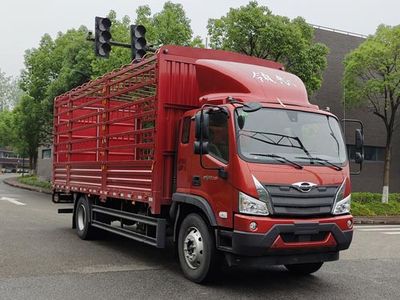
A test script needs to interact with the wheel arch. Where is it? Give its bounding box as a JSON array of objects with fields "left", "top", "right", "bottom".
[{"left": 170, "top": 193, "right": 217, "bottom": 243}]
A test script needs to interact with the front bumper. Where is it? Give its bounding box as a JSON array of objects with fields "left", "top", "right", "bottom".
[{"left": 218, "top": 214, "right": 353, "bottom": 264}]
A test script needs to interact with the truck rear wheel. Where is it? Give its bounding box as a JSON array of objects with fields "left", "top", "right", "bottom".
[
  {"left": 75, "top": 196, "right": 97, "bottom": 240},
  {"left": 284, "top": 262, "right": 323, "bottom": 275},
  {"left": 178, "top": 213, "right": 218, "bottom": 283}
]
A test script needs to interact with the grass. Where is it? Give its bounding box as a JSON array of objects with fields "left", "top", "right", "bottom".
[
  {"left": 351, "top": 193, "right": 400, "bottom": 216},
  {"left": 17, "top": 175, "right": 52, "bottom": 190}
]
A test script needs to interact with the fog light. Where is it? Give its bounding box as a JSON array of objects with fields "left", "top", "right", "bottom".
[
  {"left": 249, "top": 222, "right": 257, "bottom": 231},
  {"left": 347, "top": 219, "right": 353, "bottom": 229}
]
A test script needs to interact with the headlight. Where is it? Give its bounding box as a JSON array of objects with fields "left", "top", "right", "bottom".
[
  {"left": 332, "top": 194, "right": 351, "bottom": 215},
  {"left": 238, "top": 192, "right": 269, "bottom": 216},
  {"left": 252, "top": 175, "right": 273, "bottom": 213},
  {"left": 332, "top": 179, "right": 351, "bottom": 215}
]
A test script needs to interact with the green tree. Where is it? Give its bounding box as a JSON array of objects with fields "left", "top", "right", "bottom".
[
  {"left": 12, "top": 94, "right": 42, "bottom": 170},
  {"left": 207, "top": 1, "right": 328, "bottom": 94},
  {"left": 344, "top": 24, "right": 400, "bottom": 203},
  {"left": 0, "top": 69, "right": 21, "bottom": 111},
  {"left": 0, "top": 110, "right": 15, "bottom": 148},
  {"left": 20, "top": 28, "right": 95, "bottom": 147},
  {"left": 135, "top": 2, "right": 203, "bottom": 47},
  {"left": 21, "top": 28, "right": 94, "bottom": 107}
]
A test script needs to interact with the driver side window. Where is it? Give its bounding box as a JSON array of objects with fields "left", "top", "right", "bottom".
[{"left": 208, "top": 112, "right": 229, "bottom": 163}]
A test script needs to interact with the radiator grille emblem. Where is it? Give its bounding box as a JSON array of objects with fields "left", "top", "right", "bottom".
[{"left": 292, "top": 182, "right": 317, "bottom": 193}]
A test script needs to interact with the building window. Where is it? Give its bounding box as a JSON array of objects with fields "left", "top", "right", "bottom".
[
  {"left": 347, "top": 145, "right": 385, "bottom": 161},
  {"left": 42, "top": 149, "right": 52, "bottom": 159}
]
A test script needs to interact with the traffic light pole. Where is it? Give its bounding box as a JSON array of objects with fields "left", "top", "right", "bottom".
[
  {"left": 87, "top": 35, "right": 131, "bottom": 49},
  {"left": 87, "top": 34, "right": 154, "bottom": 60}
]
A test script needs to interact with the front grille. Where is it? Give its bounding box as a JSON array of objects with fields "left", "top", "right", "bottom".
[
  {"left": 281, "top": 232, "right": 328, "bottom": 243},
  {"left": 265, "top": 184, "right": 339, "bottom": 217}
]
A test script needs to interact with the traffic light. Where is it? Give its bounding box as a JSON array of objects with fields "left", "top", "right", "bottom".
[
  {"left": 130, "top": 25, "right": 147, "bottom": 60},
  {"left": 95, "top": 17, "right": 112, "bottom": 58}
]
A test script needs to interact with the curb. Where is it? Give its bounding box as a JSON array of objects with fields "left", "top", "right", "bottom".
[
  {"left": 3, "top": 177, "right": 52, "bottom": 195},
  {"left": 353, "top": 217, "right": 400, "bottom": 225}
]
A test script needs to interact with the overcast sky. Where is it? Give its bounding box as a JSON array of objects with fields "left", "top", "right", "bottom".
[{"left": 2, "top": 0, "right": 399, "bottom": 77}]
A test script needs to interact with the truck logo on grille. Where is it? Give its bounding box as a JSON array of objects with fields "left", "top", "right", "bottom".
[{"left": 291, "top": 182, "right": 317, "bottom": 193}]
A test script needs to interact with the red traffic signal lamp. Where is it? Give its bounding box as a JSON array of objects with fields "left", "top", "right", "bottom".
[{"left": 95, "top": 17, "right": 112, "bottom": 58}]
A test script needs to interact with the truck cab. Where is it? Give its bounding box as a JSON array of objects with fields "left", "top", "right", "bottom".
[{"left": 172, "top": 58, "right": 361, "bottom": 281}]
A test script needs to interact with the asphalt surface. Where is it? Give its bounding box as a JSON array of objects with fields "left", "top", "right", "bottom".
[{"left": 0, "top": 174, "right": 400, "bottom": 300}]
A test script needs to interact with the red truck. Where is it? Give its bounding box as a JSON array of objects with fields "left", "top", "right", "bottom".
[{"left": 53, "top": 46, "right": 364, "bottom": 283}]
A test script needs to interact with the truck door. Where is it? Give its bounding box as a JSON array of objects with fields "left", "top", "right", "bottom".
[
  {"left": 176, "top": 116, "right": 193, "bottom": 191},
  {"left": 190, "top": 110, "right": 234, "bottom": 228}
]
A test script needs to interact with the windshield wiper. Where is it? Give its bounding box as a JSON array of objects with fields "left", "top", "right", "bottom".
[
  {"left": 295, "top": 156, "right": 343, "bottom": 171},
  {"left": 240, "top": 130, "right": 312, "bottom": 157},
  {"left": 241, "top": 130, "right": 302, "bottom": 149},
  {"left": 251, "top": 153, "right": 303, "bottom": 169}
]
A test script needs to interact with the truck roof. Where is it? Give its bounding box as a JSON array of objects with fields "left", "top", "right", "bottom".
[
  {"left": 196, "top": 59, "right": 312, "bottom": 108},
  {"left": 160, "top": 45, "right": 312, "bottom": 108}
]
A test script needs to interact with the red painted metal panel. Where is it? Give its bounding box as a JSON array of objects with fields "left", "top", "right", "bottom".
[
  {"left": 53, "top": 45, "right": 289, "bottom": 214},
  {"left": 54, "top": 57, "right": 159, "bottom": 211}
]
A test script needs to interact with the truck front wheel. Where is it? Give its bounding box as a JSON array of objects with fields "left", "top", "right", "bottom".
[
  {"left": 178, "top": 213, "right": 218, "bottom": 283},
  {"left": 284, "top": 262, "right": 323, "bottom": 275},
  {"left": 75, "top": 196, "right": 97, "bottom": 240}
]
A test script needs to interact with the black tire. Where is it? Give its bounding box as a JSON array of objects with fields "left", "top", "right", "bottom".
[
  {"left": 284, "top": 262, "right": 323, "bottom": 275},
  {"left": 178, "top": 213, "right": 219, "bottom": 283},
  {"left": 75, "top": 196, "right": 97, "bottom": 240}
]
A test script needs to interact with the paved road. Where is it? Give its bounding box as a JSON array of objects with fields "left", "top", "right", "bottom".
[{"left": 0, "top": 174, "right": 399, "bottom": 300}]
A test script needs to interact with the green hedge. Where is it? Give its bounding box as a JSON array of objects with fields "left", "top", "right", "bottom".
[
  {"left": 17, "top": 175, "right": 52, "bottom": 190},
  {"left": 351, "top": 192, "right": 400, "bottom": 216}
]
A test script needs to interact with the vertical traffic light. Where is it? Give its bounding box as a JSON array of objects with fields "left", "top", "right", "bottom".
[
  {"left": 130, "top": 25, "right": 147, "bottom": 60},
  {"left": 95, "top": 17, "right": 112, "bottom": 58}
]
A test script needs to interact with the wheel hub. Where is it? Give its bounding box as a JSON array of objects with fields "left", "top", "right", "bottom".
[
  {"left": 77, "top": 204, "right": 86, "bottom": 231},
  {"left": 183, "top": 227, "right": 204, "bottom": 270}
]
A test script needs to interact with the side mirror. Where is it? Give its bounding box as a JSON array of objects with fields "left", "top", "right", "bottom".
[
  {"left": 238, "top": 115, "right": 245, "bottom": 129},
  {"left": 194, "top": 110, "right": 209, "bottom": 155},
  {"left": 354, "top": 129, "right": 364, "bottom": 165},
  {"left": 355, "top": 152, "right": 364, "bottom": 164},
  {"left": 355, "top": 129, "right": 363, "bottom": 150},
  {"left": 194, "top": 111, "right": 209, "bottom": 141},
  {"left": 193, "top": 106, "right": 229, "bottom": 179},
  {"left": 194, "top": 141, "right": 209, "bottom": 155},
  {"left": 342, "top": 119, "right": 364, "bottom": 175}
]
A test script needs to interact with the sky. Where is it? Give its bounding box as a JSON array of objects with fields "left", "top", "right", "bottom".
[{"left": 1, "top": 0, "right": 400, "bottom": 77}]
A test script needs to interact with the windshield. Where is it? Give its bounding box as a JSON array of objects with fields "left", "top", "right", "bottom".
[{"left": 236, "top": 108, "right": 347, "bottom": 165}]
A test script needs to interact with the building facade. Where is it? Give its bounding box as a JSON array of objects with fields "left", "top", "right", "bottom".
[
  {"left": 37, "top": 146, "right": 53, "bottom": 181},
  {"left": 0, "top": 148, "right": 26, "bottom": 172},
  {"left": 312, "top": 26, "right": 400, "bottom": 192}
]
